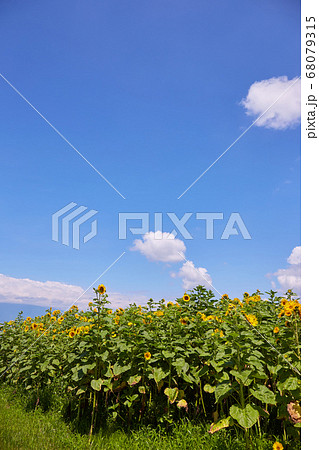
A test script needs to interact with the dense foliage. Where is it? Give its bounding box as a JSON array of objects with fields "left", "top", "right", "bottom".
[{"left": 0, "top": 286, "right": 301, "bottom": 448}]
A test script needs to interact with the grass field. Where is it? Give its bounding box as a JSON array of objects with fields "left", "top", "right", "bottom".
[{"left": 0, "top": 387, "right": 296, "bottom": 450}]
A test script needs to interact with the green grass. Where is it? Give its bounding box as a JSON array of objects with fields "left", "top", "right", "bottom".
[{"left": 0, "top": 387, "right": 296, "bottom": 449}]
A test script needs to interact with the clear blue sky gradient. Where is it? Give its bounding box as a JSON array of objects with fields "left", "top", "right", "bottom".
[{"left": 0, "top": 0, "right": 300, "bottom": 322}]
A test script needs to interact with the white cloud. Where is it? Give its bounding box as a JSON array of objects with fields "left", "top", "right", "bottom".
[
  {"left": 241, "top": 76, "right": 301, "bottom": 129},
  {"left": 131, "top": 231, "right": 186, "bottom": 263},
  {"left": 0, "top": 273, "right": 147, "bottom": 310},
  {"left": 273, "top": 246, "right": 301, "bottom": 293},
  {"left": 287, "top": 245, "right": 301, "bottom": 265},
  {"left": 171, "top": 260, "right": 212, "bottom": 290}
]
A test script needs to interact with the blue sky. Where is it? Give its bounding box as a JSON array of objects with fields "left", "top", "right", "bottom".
[{"left": 0, "top": 0, "right": 301, "bottom": 322}]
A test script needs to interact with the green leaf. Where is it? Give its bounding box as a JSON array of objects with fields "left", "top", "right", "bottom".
[
  {"left": 101, "top": 351, "right": 109, "bottom": 362},
  {"left": 172, "top": 358, "right": 189, "bottom": 376},
  {"left": 204, "top": 384, "right": 215, "bottom": 394},
  {"left": 215, "top": 381, "right": 232, "bottom": 403},
  {"left": 163, "top": 350, "right": 175, "bottom": 359},
  {"left": 210, "top": 361, "right": 224, "bottom": 373},
  {"left": 249, "top": 385, "right": 276, "bottom": 405},
  {"left": 198, "top": 365, "right": 210, "bottom": 377},
  {"left": 230, "top": 404, "right": 259, "bottom": 429},
  {"left": 277, "top": 376, "right": 300, "bottom": 393},
  {"left": 152, "top": 367, "right": 169, "bottom": 384},
  {"left": 128, "top": 375, "right": 142, "bottom": 386},
  {"left": 164, "top": 387, "right": 179, "bottom": 404},
  {"left": 138, "top": 386, "right": 146, "bottom": 394},
  {"left": 112, "top": 362, "right": 131, "bottom": 377},
  {"left": 267, "top": 364, "right": 282, "bottom": 375},
  {"left": 209, "top": 417, "right": 232, "bottom": 434},
  {"left": 76, "top": 388, "right": 86, "bottom": 395},
  {"left": 230, "top": 370, "right": 253, "bottom": 386},
  {"left": 91, "top": 379, "right": 103, "bottom": 391}
]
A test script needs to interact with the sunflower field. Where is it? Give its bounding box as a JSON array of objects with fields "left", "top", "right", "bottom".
[{"left": 0, "top": 286, "right": 301, "bottom": 447}]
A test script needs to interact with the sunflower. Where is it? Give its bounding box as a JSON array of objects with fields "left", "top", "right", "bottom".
[
  {"left": 24, "top": 326, "right": 29, "bottom": 332},
  {"left": 26, "top": 317, "right": 32, "bottom": 322},
  {"left": 243, "top": 292, "right": 249, "bottom": 297},
  {"left": 69, "top": 330, "right": 75, "bottom": 338},
  {"left": 58, "top": 317, "right": 64, "bottom": 324},
  {"left": 183, "top": 294, "right": 190, "bottom": 302},
  {"left": 31, "top": 323, "right": 38, "bottom": 330},
  {"left": 97, "top": 284, "right": 106, "bottom": 294},
  {"left": 273, "top": 442, "right": 283, "bottom": 450},
  {"left": 144, "top": 352, "right": 151, "bottom": 360},
  {"left": 180, "top": 317, "right": 188, "bottom": 325},
  {"left": 273, "top": 326, "right": 280, "bottom": 334},
  {"left": 50, "top": 316, "right": 56, "bottom": 322},
  {"left": 221, "top": 294, "right": 229, "bottom": 300},
  {"left": 167, "top": 301, "right": 174, "bottom": 307},
  {"left": 245, "top": 314, "right": 258, "bottom": 327}
]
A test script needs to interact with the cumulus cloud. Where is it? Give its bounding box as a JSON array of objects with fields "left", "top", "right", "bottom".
[
  {"left": 171, "top": 260, "right": 213, "bottom": 290},
  {"left": 131, "top": 231, "right": 186, "bottom": 263},
  {"left": 0, "top": 273, "right": 147, "bottom": 310},
  {"left": 287, "top": 246, "right": 301, "bottom": 265},
  {"left": 273, "top": 246, "right": 301, "bottom": 293},
  {"left": 241, "top": 76, "right": 301, "bottom": 129}
]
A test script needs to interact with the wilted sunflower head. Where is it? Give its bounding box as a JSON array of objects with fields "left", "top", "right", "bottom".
[{"left": 180, "top": 317, "right": 188, "bottom": 325}]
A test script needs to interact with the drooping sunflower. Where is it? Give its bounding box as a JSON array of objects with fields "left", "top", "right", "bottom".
[
  {"left": 97, "top": 284, "right": 106, "bottom": 295},
  {"left": 183, "top": 294, "right": 190, "bottom": 302},
  {"left": 144, "top": 351, "right": 151, "bottom": 360}
]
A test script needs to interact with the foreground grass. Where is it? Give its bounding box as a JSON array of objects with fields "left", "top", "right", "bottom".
[{"left": 0, "top": 387, "right": 295, "bottom": 449}]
